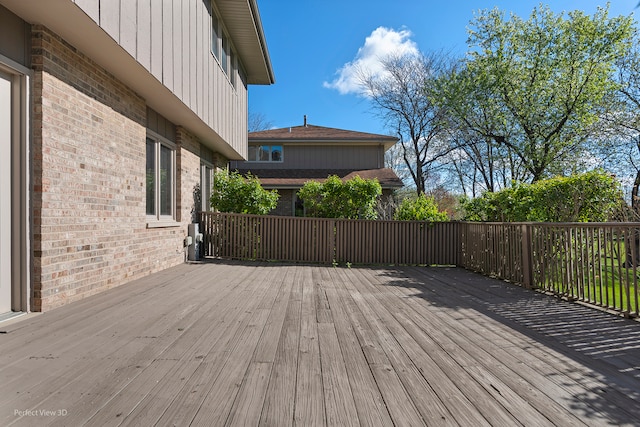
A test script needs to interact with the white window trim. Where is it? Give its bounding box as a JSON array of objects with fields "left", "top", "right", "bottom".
[
  {"left": 0, "top": 56, "right": 31, "bottom": 312},
  {"left": 146, "top": 130, "right": 178, "bottom": 228},
  {"left": 200, "top": 161, "right": 215, "bottom": 212},
  {"left": 210, "top": 1, "right": 239, "bottom": 90},
  {"left": 247, "top": 145, "right": 284, "bottom": 163}
]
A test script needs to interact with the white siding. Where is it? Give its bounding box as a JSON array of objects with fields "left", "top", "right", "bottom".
[
  {"left": 99, "top": 0, "right": 120, "bottom": 43},
  {"left": 70, "top": 0, "right": 249, "bottom": 157},
  {"left": 73, "top": 0, "right": 99, "bottom": 22},
  {"left": 120, "top": 0, "right": 137, "bottom": 56},
  {"left": 150, "top": 0, "right": 163, "bottom": 80},
  {"left": 137, "top": 0, "right": 151, "bottom": 70}
]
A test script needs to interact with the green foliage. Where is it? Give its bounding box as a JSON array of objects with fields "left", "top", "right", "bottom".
[
  {"left": 297, "top": 175, "right": 382, "bottom": 219},
  {"left": 394, "top": 194, "right": 448, "bottom": 222},
  {"left": 210, "top": 170, "right": 278, "bottom": 215},
  {"left": 461, "top": 170, "right": 624, "bottom": 222},
  {"left": 446, "top": 4, "right": 634, "bottom": 182}
]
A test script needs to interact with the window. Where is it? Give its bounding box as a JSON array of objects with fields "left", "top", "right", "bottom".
[
  {"left": 201, "top": 163, "right": 214, "bottom": 212},
  {"left": 211, "top": 11, "right": 220, "bottom": 59},
  {"left": 295, "top": 194, "right": 306, "bottom": 217},
  {"left": 230, "top": 51, "right": 236, "bottom": 88},
  {"left": 210, "top": 3, "right": 236, "bottom": 82},
  {"left": 221, "top": 34, "right": 230, "bottom": 75},
  {"left": 146, "top": 134, "right": 176, "bottom": 224},
  {"left": 247, "top": 145, "right": 283, "bottom": 162}
]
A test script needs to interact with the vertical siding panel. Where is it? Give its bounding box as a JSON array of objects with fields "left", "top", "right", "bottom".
[
  {"left": 190, "top": 0, "right": 198, "bottom": 113},
  {"left": 120, "top": 0, "right": 137, "bottom": 57},
  {"left": 99, "top": 0, "right": 120, "bottom": 42},
  {"left": 173, "top": 0, "right": 183, "bottom": 102},
  {"left": 150, "top": 0, "right": 163, "bottom": 80},
  {"left": 213, "top": 63, "right": 220, "bottom": 133},
  {"left": 203, "top": 0, "right": 211, "bottom": 127},
  {"left": 162, "top": 0, "right": 173, "bottom": 91},
  {"left": 74, "top": 0, "right": 99, "bottom": 23},
  {"left": 181, "top": 0, "right": 190, "bottom": 108},
  {"left": 137, "top": 0, "right": 151, "bottom": 71},
  {"left": 197, "top": 0, "right": 204, "bottom": 118}
]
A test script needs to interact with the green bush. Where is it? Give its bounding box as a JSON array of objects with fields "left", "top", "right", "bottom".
[
  {"left": 297, "top": 175, "right": 382, "bottom": 219},
  {"left": 394, "top": 194, "right": 448, "bottom": 221},
  {"left": 461, "top": 170, "right": 624, "bottom": 222},
  {"left": 210, "top": 170, "right": 278, "bottom": 215}
]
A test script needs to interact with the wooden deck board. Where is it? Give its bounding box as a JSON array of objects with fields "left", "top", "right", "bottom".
[
  {"left": 293, "top": 268, "right": 325, "bottom": 427},
  {"left": 405, "top": 266, "right": 640, "bottom": 424},
  {"left": 356, "top": 267, "right": 587, "bottom": 426},
  {"left": 322, "top": 267, "right": 394, "bottom": 427},
  {"left": 1, "top": 261, "right": 639, "bottom": 426}
]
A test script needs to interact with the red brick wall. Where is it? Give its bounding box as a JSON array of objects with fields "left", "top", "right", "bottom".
[
  {"left": 30, "top": 26, "right": 214, "bottom": 311},
  {"left": 176, "top": 126, "right": 204, "bottom": 224}
]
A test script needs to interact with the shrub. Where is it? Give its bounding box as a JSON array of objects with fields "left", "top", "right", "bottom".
[
  {"left": 394, "top": 194, "right": 448, "bottom": 221},
  {"left": 297, "top": 175, "right": 382, "bottom": 219},
  {"left": 460, "top": 170, "right": 624, "bottom": 222},
  {"left": 210, "top": 170, "right": 278, "bottom": 215}
]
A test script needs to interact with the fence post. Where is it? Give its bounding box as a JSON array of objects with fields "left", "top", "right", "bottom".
[{"left": 521, "top": 223, "right": 533, "bottom": 289}]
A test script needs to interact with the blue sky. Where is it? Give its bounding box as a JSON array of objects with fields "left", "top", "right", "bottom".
[{"left": 249, "top": 1, "right": 639, "bottom": 136}]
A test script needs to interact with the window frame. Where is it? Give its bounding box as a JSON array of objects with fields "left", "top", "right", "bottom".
[
  {"left": 247, "top": 144, "right": 284, "bottom": 163},
  {"left": 200, "top": 161, "right": 214, "bottom": 212},
  {"left": 210, "top": 9, "right": 220, "bottom": 60},
  {"left": 210, "top": 2, "right": 238, "bottom": 87},
  {"left": 146, "top": 131, "right": 178, "bottom": 227}
]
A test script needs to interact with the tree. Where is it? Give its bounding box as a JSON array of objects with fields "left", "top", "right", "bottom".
[
  {"left": 248, "top": 112, "right": 274, "bottom": 132},
  {"left": 609, "top": 27, "right": 640, "bottom": 212},
  {"left": 359, "top": 52, "right": 454, "bottom": 195},
  {"left": 297, "top": 175, "right": 382, "bottom": 219},
  {"left": 210, "top": 170, "right": 278, "bottom": 215},
  {"left": 437, "top": 60, "right": 531, "bottom": 193},
  {"left": 394, "top": 194, "right": 448, "bottom": 221},
  {"left": 452, "top": 5, "right": 634, "bottom": 183}
]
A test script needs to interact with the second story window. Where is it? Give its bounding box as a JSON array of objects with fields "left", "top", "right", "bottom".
[
  {"left": 211, "top": 2, "right": 236, "bottom": 82},
  {"left": 211, "top": 12, "right": 220, "bottom": 60},
  {"left": 221, "top": 34, "right": 230, "bottom": 75},
  {"left": 247, "top": 145, "right": 283, "bottom": 162}
]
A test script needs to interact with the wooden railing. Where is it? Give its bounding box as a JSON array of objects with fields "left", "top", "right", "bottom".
[
  {"left": 459, "top": 222, "right": 640, "bottom": 318},
  {"left": 530, "top": 223, "right": 640, "bottom": 318},
  {"left": 199, "top": 213, "right": 640, "bottom": 318}
]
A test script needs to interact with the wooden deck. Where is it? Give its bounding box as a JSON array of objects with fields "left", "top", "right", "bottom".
[{"left": 1, "top": 261, "right": 640, "bottom": 426}]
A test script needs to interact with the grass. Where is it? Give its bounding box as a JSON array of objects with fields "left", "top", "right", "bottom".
[{"left": 534, "top": 237, "right": 640, "bottom": 316}]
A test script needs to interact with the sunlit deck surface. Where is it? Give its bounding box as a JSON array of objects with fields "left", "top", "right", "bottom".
[{"left": 2, "top": 261, "right": 640, "bottom": 426}]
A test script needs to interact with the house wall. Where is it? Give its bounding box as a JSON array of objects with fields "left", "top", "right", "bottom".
[
  {"left": 71, "top": 0, "right": 249, "bottom": 159},
  {"left": 271, "top": 190, "right": 296, "bottom": 216},
  {"left": 30, "top": 26, "right": 214, "bottom": 311},
  {"left": 233, "top": 144, "right": 384, "bottom": 170}
]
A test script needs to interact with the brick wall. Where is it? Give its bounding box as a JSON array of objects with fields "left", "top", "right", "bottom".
[
  {"left": 176, "top": 126, "right": 203, "bottom": 224},
  {"left": 30, "top": 26, "right": 220, "bottom": 311}
]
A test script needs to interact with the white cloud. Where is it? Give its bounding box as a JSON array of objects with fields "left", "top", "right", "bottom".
[{"left": 323, "top": 27, "right": 419, "bottom": 96}]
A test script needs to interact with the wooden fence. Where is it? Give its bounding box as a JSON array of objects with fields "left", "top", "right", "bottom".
[
  {"left": 199, "top": 213, "right": 640, "bottom": 318},
  {"left": 199, "top": 212, "right": 459, "bottom": 266}
]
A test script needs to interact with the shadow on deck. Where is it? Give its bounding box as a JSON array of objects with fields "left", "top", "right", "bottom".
[{"left": 1, "top": 260, "right": 639, "bottom": 426}]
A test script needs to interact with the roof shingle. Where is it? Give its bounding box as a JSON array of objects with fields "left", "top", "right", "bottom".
[
  {"left": 249, "top": 124, "right": 398, "bottom": 143},
  {"left": 236, "top": 168, "right": 404, "bottom": 189}
]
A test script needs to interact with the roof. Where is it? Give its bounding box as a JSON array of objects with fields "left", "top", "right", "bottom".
[
  {"left": 249, "top": 124, "right": 398, "bottom": 150},
  {"left": 216, "top": 0, "right": 275, "bottom": 85},
  {"left": 236, "top": 168, "right": 404, "bottom": 189},
  {"left": 1, "top": 0, "right": 275, "bottom": 85}
]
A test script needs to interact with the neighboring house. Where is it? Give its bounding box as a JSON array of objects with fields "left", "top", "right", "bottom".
[
  {"left": 230, "top": 117, "right": 403, "bottom": 216},
  {"left": 0, "top": 0, "right": 274, "bottom": 313}
]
